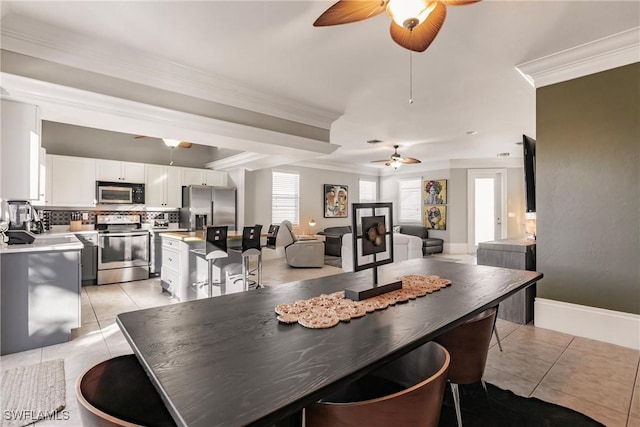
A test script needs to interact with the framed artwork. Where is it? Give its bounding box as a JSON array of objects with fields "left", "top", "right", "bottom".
[
  {"left": 324, "top": 184, "right": 348, "bottom": 218},
  {"left": 351, "top": 203, "right": 394, "bottom": 272},
  {"left": 424, "top": 205, "right": 447, "bottom": 230},
  {"left": 424, "top": 179, "right": 447, "bottom": 204}
]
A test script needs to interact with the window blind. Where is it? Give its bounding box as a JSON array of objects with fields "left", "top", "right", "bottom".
[
  {"left": 272, "top": 171, "right": 300, "bottom": 225},
  {"left": 359, "top": 180, "right": 377, "bottom": 203},
  {"left": 398, "top": 178, "right": 422, "bottom": 223}
]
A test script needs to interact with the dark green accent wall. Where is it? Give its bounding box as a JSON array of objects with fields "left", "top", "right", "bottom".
[{"left": 536, "top": 63, "right": 639, "bottom": 314}]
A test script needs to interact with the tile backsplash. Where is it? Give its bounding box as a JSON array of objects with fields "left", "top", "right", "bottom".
[{"left": 43, "top": 210, "right": 180, "bottom": 227}]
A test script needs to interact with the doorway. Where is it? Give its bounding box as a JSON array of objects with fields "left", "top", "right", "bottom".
[{"left": 467, "top": 169, "right": 507, "bottom": 254}]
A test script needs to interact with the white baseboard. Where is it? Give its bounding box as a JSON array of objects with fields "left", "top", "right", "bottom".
[
  {"left": 534, "top": 298, "right": 640, "bottom": 350},
  {"left": 445, "top": 243, "right": 468, "bottom": 254}
]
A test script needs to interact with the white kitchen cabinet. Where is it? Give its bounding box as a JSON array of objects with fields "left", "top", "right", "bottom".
[
  {"left": 145, "top": 165, "right": 181, "bottom": 207},
  {"left": 50, "top": 155, "right": 96, "bottom": 206},
  {"left": 181, "top": 167, "right": 227, "bottom": 186},
  {"left": 1, "top": 100, "right": 41, "bottom": 200},
  {"left": 36, "top": 147, "right": 49, "bottom": 205},
  {"left": 96, "top": 159, "right": 145, "bottom": 183}
]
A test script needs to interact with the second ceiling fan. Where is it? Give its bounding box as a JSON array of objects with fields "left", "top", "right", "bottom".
[
  {"left": 371, "top": 145, "right": 421, "bottom": 169},
  {"left": 314, "top": 0, "right": 480, "bottom": 52}
]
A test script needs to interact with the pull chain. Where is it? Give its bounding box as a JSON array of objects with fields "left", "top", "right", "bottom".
[{"left": 409, "top": 51, "right": 414, "bottom": 104}]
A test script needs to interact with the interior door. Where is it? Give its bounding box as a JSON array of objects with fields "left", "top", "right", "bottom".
[{"left": 467, "top": 169, "right": 506, "bottom": 254}]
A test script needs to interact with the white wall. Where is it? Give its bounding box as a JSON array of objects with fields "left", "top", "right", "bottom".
[
  {"left": 245, "top": 165, "right": 379, "bottom": 233},
  {"left": 380, "top": 165, "right": 525, "bottom": 253}
]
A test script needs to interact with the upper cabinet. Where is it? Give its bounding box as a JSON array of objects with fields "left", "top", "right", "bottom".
[
  {"left": 145, "top": 165, "right": 181, "bottom": 208},
  {"left": 96, "top": 159, "right": 145, "bottom": 183},
  {"left": 50, "top": 155, "right": 96, "bottom": 206},
  {"left": 1, "top": 100, "right": 41, "bottom": 200},
  {"left": 181, "top": 168, "right": 227, "bottom": 187}
]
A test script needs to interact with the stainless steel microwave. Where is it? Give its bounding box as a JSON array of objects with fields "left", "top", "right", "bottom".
[{"left": 96, "top": 181, "right": 145, "bottom": 204}]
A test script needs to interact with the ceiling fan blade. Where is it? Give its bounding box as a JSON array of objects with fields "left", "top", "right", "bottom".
[
  {"left": 178, "top": 142, "right": 192, "bottom": 148},
  {"left": 389, "top": 2, "right": 446, "bottom": 52},
  {"left": 314, "top": 0, "right": 386, "bottom": 27},
  {"left": 400, "top": 157, "right": 422, "bottom": 164},
  {"left": 440, "top": 0, "right": 481, "bottom": 6},
  {"left": 370, "top": 159, "right": 391, "bottom": 163}
]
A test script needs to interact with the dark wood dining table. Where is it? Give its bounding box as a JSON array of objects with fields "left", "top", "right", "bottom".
[{"left": 117, "top": 258, "right": 542, "bottom": 427}]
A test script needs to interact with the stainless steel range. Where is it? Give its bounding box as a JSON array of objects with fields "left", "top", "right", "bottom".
[{"left": 95, "top": 214, "right": 149, "bottom": 285}]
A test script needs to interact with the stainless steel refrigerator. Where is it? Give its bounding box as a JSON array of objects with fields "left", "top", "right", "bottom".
[{"left": 179, "top": 186, "right": 237, "bottom": 231}]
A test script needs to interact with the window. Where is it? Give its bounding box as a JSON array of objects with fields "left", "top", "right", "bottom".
[
  {"left": 398, "top": 178, "right": 422, "bottom": 223},
  {"left": 272, "top": 171, "right": 299, "bottom": 225},
  {"left": 359, "top": 180, "right": 377, "bottom": 203}
]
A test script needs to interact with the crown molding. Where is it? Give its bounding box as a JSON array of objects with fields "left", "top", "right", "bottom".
[
  {"left": 293, "top": 160, "right": 379, "bottom": 176},
  {"left": 0, "top": 13, "right": 342, "bottom": 129},
  {"left": 516, "top": 27, "right": 640, "bottom": 88}
]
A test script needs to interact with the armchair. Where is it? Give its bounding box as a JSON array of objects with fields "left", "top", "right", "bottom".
[{"left": 279, "top": 221, "right": 325, "bottom": 268}]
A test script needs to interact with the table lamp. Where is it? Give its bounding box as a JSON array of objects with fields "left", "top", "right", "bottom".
[{"left": 308, "top": 218, "right": 316, "bottom": 235}]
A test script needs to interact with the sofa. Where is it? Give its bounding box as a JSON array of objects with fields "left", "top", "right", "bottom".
[
  {"left": 317, "top": 226, "right": 352, "bottom": 257},
  {"left": 397, "top": 225, "right": 444, "bottom": 255},
  {"left": 341, "top": 232, "right": 423, "bottom": 272}
]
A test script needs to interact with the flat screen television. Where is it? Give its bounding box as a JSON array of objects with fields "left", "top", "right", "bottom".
[{"left": 522, "top": 134, "right": 536, "bottom": 213}]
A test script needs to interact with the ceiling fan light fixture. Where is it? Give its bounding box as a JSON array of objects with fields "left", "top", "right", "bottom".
[
  {"left": 390, "top": 158, "right": 402, "bottom": 169},
  {"left": 386, "top": 0, "right": 436, "bottom": 30},
  {"left": 162, "top": 138, "right": 181, "bottom": 148}
]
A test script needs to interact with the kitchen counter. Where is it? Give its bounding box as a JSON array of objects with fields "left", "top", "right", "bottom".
[
  {"left": 1, "top": 233, "right": 82, "bottom": 354},
  {"left": 159, "top": 230, "right": 207, "bottom": 242},
  {"left": 159, "top": 230, "right": 256, "bottom": 242},
  {"left": 0, "top": 233, "right": 83, "bottom": 254}
]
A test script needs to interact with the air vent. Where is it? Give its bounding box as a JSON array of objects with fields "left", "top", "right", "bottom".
[
  {"left": 366, "top": 139, "right": 384, "bottom": 144},
  {"left": 497, "top": 152, "right": 510, "bottom": 157}
]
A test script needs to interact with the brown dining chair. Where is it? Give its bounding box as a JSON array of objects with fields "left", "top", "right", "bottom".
[
  {"left": 306, "top": 341, "right": 450, "bottom": 427},
  {"left": 434, "top": 307, "right": 497, "bottom": 427}
]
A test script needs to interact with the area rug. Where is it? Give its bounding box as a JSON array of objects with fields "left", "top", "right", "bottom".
[
  {"left": 324, "top": 255, "right": 342, "bottom": 268},
  {"left": 438, "top": 382, "right": 604, "bottom": 426},
  {"left": 1, "top": 359, "right": 66, "bottom": 427}
]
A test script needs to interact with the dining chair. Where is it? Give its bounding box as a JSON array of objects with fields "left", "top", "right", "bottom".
[
  {"left": 77, "top": 354, "right": 177, "bottom": 427},
  {"left": 306, "top": 341, "right": 450, "bottom": 427},
  {"left": 204, "top": 225, "right": 228, "bottom": 297},
  {"left": 229, "top": 224, "right": 263, "bottom": 290},
  {"left": 434, "top": 307, "right": 497, "bottom": 427}
]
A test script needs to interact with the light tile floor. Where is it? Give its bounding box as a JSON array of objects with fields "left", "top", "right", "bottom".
[{"left": 1, "top": 257, "right": 638, "bottom": 426}]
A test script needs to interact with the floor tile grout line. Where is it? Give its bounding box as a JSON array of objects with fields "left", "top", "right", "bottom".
[
  {"left": 626, "top": 358, "right": 640, "bottom": 422},
  {"left": 529, "top": 336, "right": 575, "bottom": 398},
  {"left": 531, "top": 336, "right": 633, "bottom": 420}
]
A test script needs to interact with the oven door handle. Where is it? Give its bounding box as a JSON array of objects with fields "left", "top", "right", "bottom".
[{"left": 100, "top": 232, "right": 149, "bottom": 238}]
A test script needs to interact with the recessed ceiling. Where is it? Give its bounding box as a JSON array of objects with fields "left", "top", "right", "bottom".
[{"left": 2, "top": 1, "right": 638, "bottom": 172}]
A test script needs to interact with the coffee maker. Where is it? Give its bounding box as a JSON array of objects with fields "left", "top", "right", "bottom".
[{"left": 7, "top": 200, "right": 43, "bottom": 234}]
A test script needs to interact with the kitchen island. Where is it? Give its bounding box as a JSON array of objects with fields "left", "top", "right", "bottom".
[
  {"left": 118, "top": 257, "right": 542, "bottom": 426},
  {"left": 1, "top": 234, "right": 83, "bottom": 355},
  {"left": 159, "top": 231, "right": 247, "bottom": 301}
]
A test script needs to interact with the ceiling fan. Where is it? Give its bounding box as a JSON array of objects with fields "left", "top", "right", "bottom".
[
  {"left": 371, "top": 145, "right": 421, "bottom": 169},
  {"left": 134, "top": 135, "right": 193, "bottom": 149},
  {"left": 314, "top": 0, "right": 481, "bottom": 52}
]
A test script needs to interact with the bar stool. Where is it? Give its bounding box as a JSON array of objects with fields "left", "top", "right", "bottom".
[
  {"left": 264, "top": 224, "right": 279, "bottom": 250},
  {"left": 230, "top": 224, "right": 263, "bottom": 290},
  {"left": 205, "top": 226, "right": 228, "bottom": 297}
]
